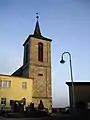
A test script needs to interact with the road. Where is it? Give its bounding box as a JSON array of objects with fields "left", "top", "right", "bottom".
[
  {"left": 0, "top": 113, "right": 71, "bottom": 120},
  {"left": 0, "top": 114, "right": 77, "bottom": 120},
  {"left": 0, "top": 113, "right": 89, "bottom": 120}
]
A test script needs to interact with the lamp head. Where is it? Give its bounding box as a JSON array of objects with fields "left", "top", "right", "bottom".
[{"left": 60, "top": 58, "right": 65, "bottom": 64}]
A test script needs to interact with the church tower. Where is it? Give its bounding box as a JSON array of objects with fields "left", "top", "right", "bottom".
[
  {"left": 22, "top": 15, "right": 52, "bottom": 111},
  {"left": 12, "top": 14, "right": 52, "bottom": 111}
]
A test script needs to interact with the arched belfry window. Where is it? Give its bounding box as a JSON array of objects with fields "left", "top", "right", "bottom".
[
  {"left": 25, "top": 44, "right": 29, "bottom": 63},
  {"left": 38, "top": 42, "right": 43, "bottom": 62}
]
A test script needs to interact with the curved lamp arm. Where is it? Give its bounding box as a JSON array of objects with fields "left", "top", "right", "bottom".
[{"left": 61, "top": 52, "right": 71, "bottom": 61}]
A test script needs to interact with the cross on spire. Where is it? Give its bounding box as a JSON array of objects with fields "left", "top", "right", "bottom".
[{"left": 36, "top": 13, "right": 39, "bottom": 20}]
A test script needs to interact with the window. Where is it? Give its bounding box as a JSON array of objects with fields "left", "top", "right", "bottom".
[
  {"left": 38, "top": 74, "right": 43, "bottom": 76},
  {"left": 1, "top": 98, "right": 6, "bottom": 105},
  {"left": 25, "top": 44, "right": 29, "bottom": 63},
  {"left": 0, "top": 80, "right": 11, "bottom": 88},
  {"left": 22, "top": 82, "right": 27, "bottom": 89},
  {"left": 10, "top": 100, "right": 13, "bottom": 106},
  {"left": 38, "top": 42, "right": 43, "bottom": 62}
]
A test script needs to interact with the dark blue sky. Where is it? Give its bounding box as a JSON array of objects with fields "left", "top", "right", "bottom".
[{"left": 0, "top": 0, "right": 90, "bottom": 107}]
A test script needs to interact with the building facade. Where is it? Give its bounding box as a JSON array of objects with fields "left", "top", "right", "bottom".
[
  {"left": 12, "top": 17, "right": 52, "bottom": 111},
  {"left": 0, "top": 74, "right": 33, "bottom": 106},
  {"left": 66, "top": 82, "right": 90, "bottom": 107}
]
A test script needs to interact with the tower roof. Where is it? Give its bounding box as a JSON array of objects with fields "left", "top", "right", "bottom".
[
  {"left": 34, "top": 19, "right": 41, "bottom": 37},
  {"left": 23, "top": 14, "right": 52, "bottom": 46}
]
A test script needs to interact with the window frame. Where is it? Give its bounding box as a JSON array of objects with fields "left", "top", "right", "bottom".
[
  {"left": 1, "top": 98, "right": 6, "bottom": 105},
  {"left": 0, "top": 80, "right": 11, "bottom": 88},
  {"left": 38, "top": 42, "right": 43, "bottom": 62},
  {"left": 22, "top": 82, "right": 27, "bottom": 89}
]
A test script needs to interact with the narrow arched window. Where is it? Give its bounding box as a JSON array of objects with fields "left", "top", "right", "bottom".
[
  {"left": 38, "top": 42, "right": 43, "bottom": 62},
  {"left": 25, "top": 44, "right": 29, "bottom": 63}
]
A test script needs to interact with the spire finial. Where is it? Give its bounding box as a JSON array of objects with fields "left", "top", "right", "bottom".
[
  {"left": 34, "top": 13, "right": 41, "bottom": 36},
  {"left": 36, "top": 13, "right": 39, "bottom": 20}
]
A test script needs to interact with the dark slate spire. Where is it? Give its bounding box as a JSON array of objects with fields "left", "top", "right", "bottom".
[{"left": 34, "top": 13, "right": 41, "bottom": 37}]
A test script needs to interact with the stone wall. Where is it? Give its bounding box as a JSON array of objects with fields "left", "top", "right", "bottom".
[{"left": 29, "top": 37, "right": 52, "bottom": 111}]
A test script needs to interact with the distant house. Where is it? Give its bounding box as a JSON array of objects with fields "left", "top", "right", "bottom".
[{"left": 66, "top": 82, "right": 90, "bottom": 108}]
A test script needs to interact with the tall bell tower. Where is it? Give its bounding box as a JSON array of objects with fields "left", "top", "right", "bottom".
[{"left": 23, "top": 14, "right": 52, "bottom": 111}]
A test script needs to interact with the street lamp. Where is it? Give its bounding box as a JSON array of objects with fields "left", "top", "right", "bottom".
[{"left": 60, "top": 52, "right": 75, "bottom": 108}]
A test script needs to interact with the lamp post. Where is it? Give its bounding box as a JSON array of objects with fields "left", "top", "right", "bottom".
[{"left": 60, "top": 52, "right": 75, "bottom": 108}]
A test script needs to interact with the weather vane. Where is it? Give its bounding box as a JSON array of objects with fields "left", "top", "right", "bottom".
[{"left": 36, "top": 13, "right": 39, "bottom": 20}]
